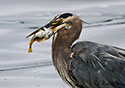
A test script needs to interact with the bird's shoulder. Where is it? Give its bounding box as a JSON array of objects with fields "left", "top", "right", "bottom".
[
  {"left": 68, "top": 41, "right": 125, "bottom": 88},
  {"left": 71, "top": 41, "right": 125, "bottom": 60}
]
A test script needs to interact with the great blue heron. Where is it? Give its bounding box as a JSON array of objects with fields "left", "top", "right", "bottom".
[{"left": 26, "top": 13, "right": 125, "bottom": 88}]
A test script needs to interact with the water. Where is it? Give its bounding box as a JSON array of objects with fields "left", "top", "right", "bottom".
[{"left": 0, "top": 0, "right": 125, "bottom": 88}]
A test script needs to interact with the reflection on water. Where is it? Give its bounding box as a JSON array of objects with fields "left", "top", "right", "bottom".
[{"left": 0, "top": 2, "right": 125, "bottom": 88}]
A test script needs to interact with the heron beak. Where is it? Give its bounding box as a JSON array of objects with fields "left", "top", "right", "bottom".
[{"left": 44, "top": 19, "right": 68, "bottom": 33}]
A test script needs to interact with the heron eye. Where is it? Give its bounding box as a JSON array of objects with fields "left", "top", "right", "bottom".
[{"left": 52, "top": 22, "right": 57, "bottom": 25}]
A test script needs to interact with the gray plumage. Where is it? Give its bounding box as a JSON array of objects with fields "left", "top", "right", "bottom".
[{"left": 68, "top": 41, "right": 125, "bottom": 88}]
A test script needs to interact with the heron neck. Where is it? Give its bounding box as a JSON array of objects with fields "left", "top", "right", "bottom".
[
  {"left": 52, "top": 30, "right": 72, "bottom": 68},
  {"left": 52, "top": 23, "right": 82, "bottom": 68}
]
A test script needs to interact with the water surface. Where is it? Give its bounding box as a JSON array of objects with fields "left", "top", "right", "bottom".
[{"left": 0, "top": 0, "right": 125, "bottom": 88}]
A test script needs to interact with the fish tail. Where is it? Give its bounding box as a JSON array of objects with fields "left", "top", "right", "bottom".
[
  {"left": 28, "top": 40, "right": 35, "bottom": 53},
  {"left": 28, "top": 46, "right": 32, "bottom": 53}
]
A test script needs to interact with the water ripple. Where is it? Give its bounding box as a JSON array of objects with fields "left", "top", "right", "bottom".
[
  {"left": 84, "top": 17, "right": 125, "bottom": 28},
  {"left": 0, "top": 60, "right": 52, "bottom": 72}
]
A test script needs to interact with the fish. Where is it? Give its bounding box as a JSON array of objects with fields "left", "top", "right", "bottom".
[{"left": 26, "top": 27, "right": 53, "bottom": 53}]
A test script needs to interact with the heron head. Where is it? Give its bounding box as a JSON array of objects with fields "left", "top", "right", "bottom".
[
  {"left": 26, "top": 13, "right": 74, "bottom": 53},
  {"left": 45, "top": 13, "right": 73, "bottom": 32}
]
